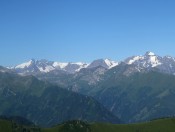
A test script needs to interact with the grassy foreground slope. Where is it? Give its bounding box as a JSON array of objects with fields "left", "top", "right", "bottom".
[
  {"left": 1, "top": 118, "right": 175, "bottom": 132},
  {"left": 43, "top": 118, "right": 175, "bottom": 132},
  {"left": 0, "top": 119, "right": 41, "bottom": 132},
  {"left": 0, "top": 120, "right": 12, "bottom": 132},
  {"left": 91, "top": 118, "right": 175, "bottom": 132}
]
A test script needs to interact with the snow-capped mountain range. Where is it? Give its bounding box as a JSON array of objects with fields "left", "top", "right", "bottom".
[
  {"left": 8, "top": 51, "right": 175, "bottom": 75},
  {"left": 10, "top": 58, "right": 118, "bottom": 74}
]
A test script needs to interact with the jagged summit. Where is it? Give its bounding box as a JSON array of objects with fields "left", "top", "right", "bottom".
[
  {"left": 125, "top": 51, "right": 160, "bottom": 67},
  {"left": 123, "top": 51, "right": 175, "bottom": 75},
  {"left": 87, "top": 59, "right": 118, "bottom": 69},
  {"left": 15, "top": 59, "right": 35, "bottom": 69},
  {"left": 145, "top": 51, "right": 156, "bottom": 56}
]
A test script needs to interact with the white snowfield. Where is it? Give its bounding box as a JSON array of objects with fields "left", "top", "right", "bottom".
[{"left": 15, "top": 60, "right": 33, "bottom": 69}]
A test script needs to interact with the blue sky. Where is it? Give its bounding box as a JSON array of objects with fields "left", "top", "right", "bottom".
[{"left": 0, "top": 0, "right": 175, "bottom": 66}]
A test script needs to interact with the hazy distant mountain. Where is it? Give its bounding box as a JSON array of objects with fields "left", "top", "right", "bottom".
[
  {"left": 0, "top": 66, "right": 12, "bottom": 73},
  {"left": 0, "top": 71, "right": 120, "bottom": 127},
  {"left": 10, "top": 59, "right": 88, "bottom": 74},
  {"left": 91, "top": 68, "right": 175, "bottom": 123},
  {"left": 9, "top": 58, "right": 118, "bottom": 75}
]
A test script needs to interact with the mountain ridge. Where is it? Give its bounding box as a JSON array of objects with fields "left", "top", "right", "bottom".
[
  {"left": 1, "top": 51, "right": 175, "bottom": 125},
  {"left": 9, "top": 58, "right": 118, "bottom": 74},
  {"left": 7, "top": 51, "right": 175, "bottom": 76}
]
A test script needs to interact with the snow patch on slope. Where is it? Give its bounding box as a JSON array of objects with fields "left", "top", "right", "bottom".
[
  {"left": 53, "top": 62, "right": 68, "bottom": 69},
  {"left": 149, "top": 56, "right": 162, "bottom": 67},
  {"left": 15, "top": 60, "right": 33, "bottom": 69},
  {"left": 74, "top": 62, "right": 89, "bottom": 72},
  {"left": 127, "top": 56, "right": 144, "bottom": 64},
  {"left": 38, "top": 66, "right": 55, "bottom": 73},
  {"left": 104, "top": 59, "right": 118, "bottom": 68}
]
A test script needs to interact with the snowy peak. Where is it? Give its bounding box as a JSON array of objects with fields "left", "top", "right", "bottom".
[
  {"left": 13, "top": 59, "right": 55, "bottom": 74},
  {"left": 145, "top": 51, "right": 155, "bottom": 56},
  {"left": 125, "top": 52, "right": 162, "bottom": 68},
  {"left": 144, "top": 51, "right": 162, "bottom": 67},
  {"left": 87, "top": 59, "right": 118, "bottom": 69},
  {"left": 104, "top": 59, "right": 118, "bottom": 68},
  {"left": 15, "top": 59, "right": 35, "bottom": 69},
  {"left": 63, "top": 62, "right": 88, "bottom": 73},
  {"left": 124, "top": 51, "right": 175, "bottom": 75},
  {"left": 147, "top": 55, "right": 161, "bottom": 67}
]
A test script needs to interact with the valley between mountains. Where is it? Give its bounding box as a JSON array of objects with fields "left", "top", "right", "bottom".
[{"left": 1, "top": 51, "right": 175, "bottom": 130}]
